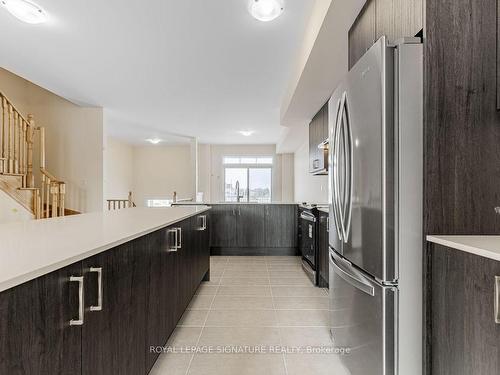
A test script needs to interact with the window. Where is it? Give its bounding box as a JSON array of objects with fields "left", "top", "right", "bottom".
[
  {"left": 224, "top": 156, "right": 272, "bottom": 203},
  {"left": 146, "top": 199, "right": 171, "bottom": 207}
]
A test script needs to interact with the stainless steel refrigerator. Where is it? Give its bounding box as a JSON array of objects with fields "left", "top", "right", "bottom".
[{"left": 328, "top": 36, "right": 423, "bottom": 375}]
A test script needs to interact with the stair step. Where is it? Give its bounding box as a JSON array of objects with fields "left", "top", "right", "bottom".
[
  {"left": 1, "top": 172, "right": 24, "bottom": 177},
  {"left": 18, "top": 187, "right": 38, "bottom": 191}
]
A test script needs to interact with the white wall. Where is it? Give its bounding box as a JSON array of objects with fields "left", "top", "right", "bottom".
[
  {"left": 133, "top": 144, "right": 193, "bottom": 206},
  {"left": 294, "top": 138, "right": 328, "bottom": 204},
  {"left": 103, "top": 137, "right": 134, "bottom": 207},
  {"left": 0, "top": 68, "right": 104, "bottom": 213}
]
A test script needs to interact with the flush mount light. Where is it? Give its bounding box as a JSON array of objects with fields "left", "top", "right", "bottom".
[
  {"left": 1, "top": 0, "right": 47, "bottom": 24},
  {"left": 146, "top": 138, "right": 162, "bottom": 144},
  {"left": 239, "top": 130, "right": 254, "bottom": 137},
  {"left": 248, "top": 0, "right": 284, "bottom": 22}
]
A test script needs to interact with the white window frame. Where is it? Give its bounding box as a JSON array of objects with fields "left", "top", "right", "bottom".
[{"left": 223, "top": 155, "right": 273, "bottom": 203}]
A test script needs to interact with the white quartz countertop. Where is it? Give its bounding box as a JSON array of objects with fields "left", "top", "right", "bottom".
[
  {"left": 173, "top": 201, "right": 301, "bottom": 205},
  {"left": 427, "top": 235, "right": 500, "bottom": 262},
  {"left": 0, "top": 206, "right": 210, "bottom": 293}
]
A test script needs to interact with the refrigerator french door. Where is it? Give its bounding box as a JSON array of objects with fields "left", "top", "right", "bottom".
[{"left": 328, "top": 36, "right": 423, "bottom": 375}]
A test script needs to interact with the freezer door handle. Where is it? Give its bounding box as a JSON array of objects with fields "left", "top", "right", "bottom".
[{"left": 329, "top": 250, "right": 375, "bottom": 296}]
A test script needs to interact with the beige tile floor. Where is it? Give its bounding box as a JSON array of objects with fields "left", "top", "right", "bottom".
[{"left": 149, "top": 256, "right": 349, "bottom": 375}]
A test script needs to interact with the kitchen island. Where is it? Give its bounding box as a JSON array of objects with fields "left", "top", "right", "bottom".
[{"left": 0, "top": 206, "right": 211, "bottom": 375}]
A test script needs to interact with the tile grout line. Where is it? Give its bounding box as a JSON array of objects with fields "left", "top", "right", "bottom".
[
  {"left": 267, "top": 258, "right": 289, "bottom": 375},
  {"left": 183, "top": 257, "right": 226, "bottom": 375}
]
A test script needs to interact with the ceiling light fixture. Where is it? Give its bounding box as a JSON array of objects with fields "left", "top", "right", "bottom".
[
  {"left": 1, "top": 0, "right": 47, "bottom": 24},
  {"left": 239, "top": 130, "right": 254, "bottom": 137},
  {"left": 146, "top": 138, "right": 162, "bottom": 144},
  {"left": 248, "top": 0, "right": 284, "bottom": 22}
]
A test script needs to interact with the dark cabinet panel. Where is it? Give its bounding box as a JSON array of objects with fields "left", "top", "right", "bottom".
[
  {"left": 237, "top": 205, "right": 265, "bottom": 247},
  {"left": 210, "top": 204, "right": 237, "bottom": 247},
  {"left": 318, "top": 211, "right": 329, "bottom": 288},
  {"left": 0, "top": 262, "right": 83, "bottom": 375},
  {"left": 146, "top": 227, "right": 178, "bottom": 370},
  {"left": 375, "top": 0, "right": 423, "bottom": 43},
  {"left": 431, "top": 245, "right": 500, "bottom": 374},
  {"left": 265, "top": 205, "right": 297, "bottom": 248},
  {"left": 309, "top": 102, "right": 329, "bottom": 175},
  {"left": 348, "top": 0, "right": 376, "bottom": 69},
  {"left": 81, "top": 237, "right": 148, "bottom": 375}
]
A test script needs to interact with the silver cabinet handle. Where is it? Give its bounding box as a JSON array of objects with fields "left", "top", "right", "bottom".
[
  {"left": 167, "top": 228, "right": 178, "bottom": 252},
  {"left": 89, "top": 267, "right": 103, "bottom": 311},
  {"left": 326, "top": 216, "right": 330, "bottom": 232},
  {"left": 202, "top": 215, "right": 207, "bottom": 230},
  {"left": 70, "top": 276, "right": 84, "bottom": 326},
  {"left": 177, "top": 227, "right": 182, "bottom": 249},
  {"left": 495, "top": 276, "right": 500, "bottom": 324},
  {"left": 238, "top": 208, "right": 241, "bottom": 216}
]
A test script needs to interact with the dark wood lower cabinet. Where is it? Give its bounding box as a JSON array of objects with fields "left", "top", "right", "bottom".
[
  {"left": 431, "top": 244, "right": 500, "bottom": 375},
  {"left": 0, "top": 212, "right": 210, "bottom": 375},
  {"left": 82, "top": 236, "right": 149, "bottom": 375},
  {"left": 318, "top": 211, "right": 329, "bottom": 288},
  {"left": 0, "top": 262, "right": 83, "bottom": 375}
]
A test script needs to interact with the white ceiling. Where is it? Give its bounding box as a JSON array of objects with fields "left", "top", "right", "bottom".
[{"left": 0, "top": 0, "right": 316, "bottom": 145}]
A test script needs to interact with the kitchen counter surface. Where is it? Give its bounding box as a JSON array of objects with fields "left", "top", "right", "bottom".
[
  {"left": 427, "top": 235, "right": 500, "bottom": 262},
  {"left": 173, "top": 201, "right": 300, "bottom": 205},
  {"left": 0, "top": 206, "right": 210, "bottom": 293}
]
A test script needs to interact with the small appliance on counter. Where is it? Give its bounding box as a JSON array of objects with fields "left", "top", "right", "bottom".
[{"left": 298, "top": 203, "right": 328, "bottom": 286}]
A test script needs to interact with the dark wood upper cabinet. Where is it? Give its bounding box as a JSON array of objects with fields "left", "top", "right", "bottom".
[
  {"left": 309, "top": 102, "right": 329, "bottom": 175},
  {"left": 349, "top": 0, "right": 376, "bottom": 69},
  {"left": 349, "top": 0, "right": 423, "bottom": 69},
  {"left": 0, "top": 262, "right": 83, "bottom": 375},
  {"left": 375, "top": 0, "right": 423, "bottom": 43}
]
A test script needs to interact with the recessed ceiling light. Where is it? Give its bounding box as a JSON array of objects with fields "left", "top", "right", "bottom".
[
  {"left": 239, "top": 130, "right": 254, "bottom": 137},
  {"left": 248, "top": 0, "right": 284, "bottom": 22},
  {"left": 146, "top": 138, "right": 162, "bottom": 144},
  {"left": 1, "top": 0, "right": 47, "bottom": 24}
]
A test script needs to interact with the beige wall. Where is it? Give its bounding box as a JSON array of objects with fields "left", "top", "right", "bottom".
[
  {"left": 103, "top": 136, "right": 134, "bottom": 207},
  {"left": 132, "top": 144, "right": 193, "bottom": 206},
  {"left": 294, "top": 139, "right": 328, "bottom": 204},
  {"left": 0, "top": 68, "right": 104, "bottom": 213}
]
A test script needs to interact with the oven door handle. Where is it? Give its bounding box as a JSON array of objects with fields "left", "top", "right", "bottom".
[
  {"left": 329, "top": 249, "right": 375, "bottom": 296},
  {"left": 300, "top": 212, "right": 317, "bottom": 222}
]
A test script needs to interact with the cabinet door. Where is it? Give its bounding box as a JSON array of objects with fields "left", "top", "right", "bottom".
[
  {"left": 82, "top": 237, "right": 148, "bottom": 375},
  {"left": 237, "top": 205, "right": 265, "bottom": 247},
  {"left": 432, "top": 245, "right": 500, "bottom": 375},
  {"left": 318, "top": 212, "right": 329, "bottom": 287},
  {"left": 194, "top": 213, "right": 210, "bottom": 281},
  {"left": 265, "top": 205, "right": 297, "bottom": 248},
  {"left": 0, "top": 262, "right": 83, "bottom": 375},
  {"left": 348, "top": 0, "right": 376, "bottom": 69},
  {"left": 375, "top": 0, "right": 423, "bottom": 43},
  {"left": 146, "top": 227, "right": 178, "bottom": 371},
  {"left": 210, "top": 205, "right": 237, "bottom": 247}
]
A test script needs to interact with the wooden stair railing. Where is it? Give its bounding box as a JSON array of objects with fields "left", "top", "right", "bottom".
[
  {"left": 107, "top": 191, "right": 136, "bottom": 210},
  {"left": 0, "top": 92, "right": 66, "bottom": 219}
]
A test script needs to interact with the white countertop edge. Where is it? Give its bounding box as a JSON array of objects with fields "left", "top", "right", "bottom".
[
  {"left": 0, "top": 206, "right": 211, "bottom": 293},
  {"left": 427, "top": 235, "right": 500, "bottom": 262}
]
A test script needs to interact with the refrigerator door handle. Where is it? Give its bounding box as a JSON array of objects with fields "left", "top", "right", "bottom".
[
  {"left": 331, "top": 98, "right": 343, "bottom": 241},
  {"left": 341, "top": 91, "right": 354, "bottom": 242},
  {"left": 330, "top": 250, "right": 375, "bottom": 296},
  {"left": 334, "top": 96, "right": 346, "bottom": 241}
]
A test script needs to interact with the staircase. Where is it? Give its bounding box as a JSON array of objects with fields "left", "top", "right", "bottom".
[{"left": 0, "top": 92, "right": 66, "bottom": 219}]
